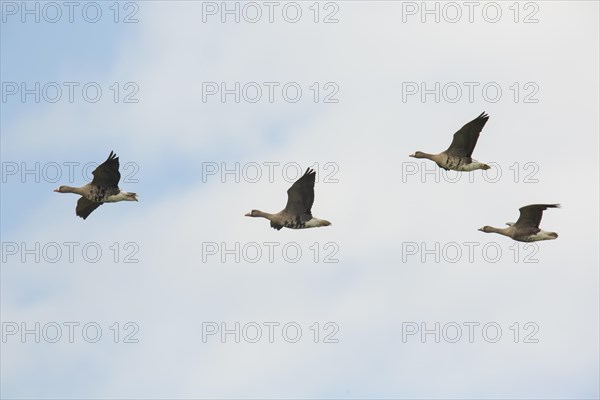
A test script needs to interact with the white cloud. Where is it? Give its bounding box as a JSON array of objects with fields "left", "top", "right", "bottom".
[{"left": 2, "top": 1, "right": 598, "bottom": 399}]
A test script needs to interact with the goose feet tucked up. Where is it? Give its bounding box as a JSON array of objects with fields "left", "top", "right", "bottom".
[
  {"left": 478, "top": 204, "right": 560, "bottom": 242},
  {"left": 410, "top": 112, "right": 491, "bottom": 172},
  {"left": 245, "top": 168, "right": 331, "bottom": 230},
  {"left": 54, "top": 151, "right": 138, "bottom": 219}
]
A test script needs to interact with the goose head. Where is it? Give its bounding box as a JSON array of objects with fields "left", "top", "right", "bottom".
[
  {"left": 245, "top": 210, "right": 260, "bottom": 217},
  {"left": 478, "top": 226, "right": 494, "bottom": 233},
  {"left": 53, "top": 185, "right": 75, "bottom": 193},
  {"left": 409, "top": 151, "right": 425, "bottom": 158}
]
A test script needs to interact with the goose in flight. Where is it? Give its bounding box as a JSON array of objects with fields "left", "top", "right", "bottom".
[
  {"left": 54, "top": 151, "right": 138, "bottom": 219},
  {"left": 245, "top": 168, "right": 331, "bottom": 230},
  {"left": 478, "top": 204, "right": 560, "bottom": 242},
  {"left": 410, "top": 112, "right": 491, "bottom": 171}
]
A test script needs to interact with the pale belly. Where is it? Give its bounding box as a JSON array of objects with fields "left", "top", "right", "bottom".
[
  {"left": 104, "top": 192, "right": 128, "bottom": 202},
  {"left": 516, "top": 230, "right": 558, "bottom": 242},
  {"left": 455, "top": 161, "right": 488, "bottom": 172},
  {"left": 528, "top": 230, "right": 559, "bottom": 241},
  {"left": 284, "top": 218, "right": 331, "bottom": 229},
  {"left": 440, "top": 157, "right": 488, "bottom": 171}
]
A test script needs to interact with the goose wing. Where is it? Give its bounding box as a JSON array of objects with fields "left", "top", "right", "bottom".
[
  {"left": 76, "top": 197, "right": 102, "bottom": 220},
  {"left": 91, "top": 151, "right": 120, "bottom": 187},
  {"left": 446, "top": 112, "right": 489, "bottom": 157},
  {"left": 284, "top": 168, "right": 316, "bottom": 220},
  {"left": 514, "top": 204, "right": 560, "bottom": 229}
]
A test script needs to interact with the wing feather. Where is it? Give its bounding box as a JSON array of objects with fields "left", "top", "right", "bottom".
[
  {"left": 91, "top": 151, "right": 120, "bottom": 187},
  {"left": 514, "top": 204, "right": 560, "bottom": 229},
  {"left": 284, "top": 168, "right": 316, "bottom": 220},
  {"left": 76, "top": 197, "right": 102, "bottom": 220},
  {"left": 446, "top": 112, "right": 489, "bottom": 157}
]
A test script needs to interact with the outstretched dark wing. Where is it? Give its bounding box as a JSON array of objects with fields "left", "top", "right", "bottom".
[
  {"left": 284, "top": 168, "right": 316, "bottom": 220},
  {"left": 91, "top": 151, "right": 120, "bottom": 187},
  {"left": 76, "top": 197, "right": 102, "bottom": 220},
  {"left": 446, "top": 112, "right": 489, "bottom": 157},
  {"left": 515, "top": 204, "right": 560, "bottom": 229}
]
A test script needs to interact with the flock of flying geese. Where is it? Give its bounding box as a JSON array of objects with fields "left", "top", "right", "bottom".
[{"left": 54, "top": 112, "right": 559, "bottom": 242}]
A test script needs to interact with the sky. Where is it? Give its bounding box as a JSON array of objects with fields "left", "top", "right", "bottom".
[{"left": 1, "top": 1, "right": 599, "bottom": 399}]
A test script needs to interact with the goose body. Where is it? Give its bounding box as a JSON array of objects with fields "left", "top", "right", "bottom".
[
  {"left": 54, "top": 151, "right": 138, "bottom": 219},
  {"left": 410, "top": 112, "right": 491, "bottom": 171},
  {"left": 479, "top": 204, "right": 560, "bottom": 242},
  {"left": 245, "top": 168, "right": 331, "bottom": 230}
]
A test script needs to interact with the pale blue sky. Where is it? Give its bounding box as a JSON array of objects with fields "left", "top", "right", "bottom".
[{"left": 1, "top": 1, "right": 599, "bottom": 399}]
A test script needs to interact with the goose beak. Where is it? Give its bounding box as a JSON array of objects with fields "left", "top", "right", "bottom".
[
  {"left": 53, "top": 188, "right": 59, "bottom": 192},
  {"left": 477, "top": 228, "right": 484, "bottom": 232},
  {"left": 409, "top": 153, "right": 416, "bottom": 158},
  {"left": 244, "top": 212, "right": 251, "bottom": 217}
]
